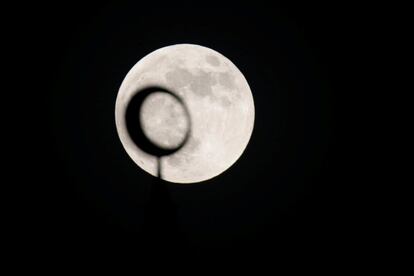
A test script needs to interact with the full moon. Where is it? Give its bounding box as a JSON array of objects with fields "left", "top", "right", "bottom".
[{"left": 115, "top": 44, "right": 255, "bottom": 183}]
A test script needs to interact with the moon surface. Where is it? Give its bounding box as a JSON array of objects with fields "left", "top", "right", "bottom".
[
  {"left": 140, "top": 91, "right": 190, "bottom": 150},
  {"left": 115, "top": 44, "right": 255, "bottom": 183}
]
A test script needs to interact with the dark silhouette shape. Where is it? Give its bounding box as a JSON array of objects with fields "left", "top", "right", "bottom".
[
  {"left": 125, "top": 86, "right": 191, "bottom": 251},
  {"left": 125, "top": 86, "right": 191, "bottom": 176}
]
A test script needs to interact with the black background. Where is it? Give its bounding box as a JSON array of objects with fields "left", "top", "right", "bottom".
[{"left": 15, "top": 0, "right": 371, "bottom": 265}]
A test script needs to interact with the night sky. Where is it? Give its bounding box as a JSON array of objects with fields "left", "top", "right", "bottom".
[{"left": 17, "top": 0, "right": 369, "bottom": 265}]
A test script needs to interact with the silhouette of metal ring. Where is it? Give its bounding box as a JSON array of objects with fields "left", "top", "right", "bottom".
[{"left": 125, "top": 86, "right": 191, "bottom": 157}]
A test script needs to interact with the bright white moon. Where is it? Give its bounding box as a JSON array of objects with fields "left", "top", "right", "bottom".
[{"left": 115, "top": 44, "right": 255, "bottom": 183}]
